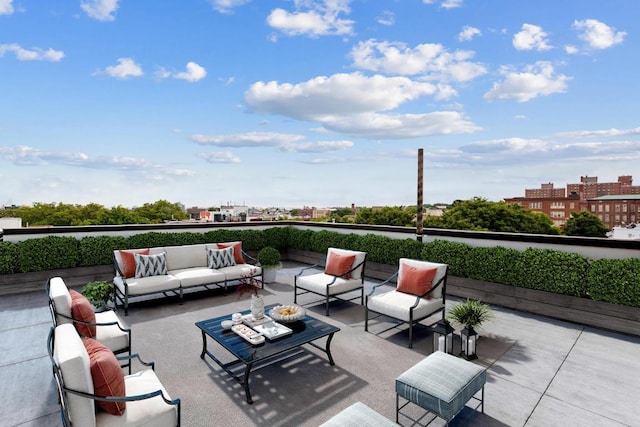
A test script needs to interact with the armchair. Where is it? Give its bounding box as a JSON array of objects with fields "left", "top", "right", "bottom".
[
  {"left": 365, "top": 258, "right": 448, "bottom": 348},
  {"left": 47, "top": 276, "right": 132, "bottom": 373},
  {"left": 294, "top": 247, "right": 367, "bottom": 316},
  {"left": 48, "top": 324, "right": 181, "bottom": 427}
]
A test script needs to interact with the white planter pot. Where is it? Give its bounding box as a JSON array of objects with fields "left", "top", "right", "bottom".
[{"left": 262, "top": 268, "right": 278, "bottom": 284}]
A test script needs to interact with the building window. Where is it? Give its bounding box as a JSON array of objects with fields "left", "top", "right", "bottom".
[
  {"left": 591, "top": 205, "right": 596, "bottom": 212},
  {"left": 550, "top": 211, "right": 565, "bottom": 218},
  {"left": 615, "top": 204, "right": 620, "bottom": 212},
  {"left": 598, "top": 205, "right": 603, "bottom": 212},
  {"left": 570, "top": 202, "right": 575, "bottom": 209},
  {"left": 632, "top": 215, "right": 636, "bottom": 223},
  {"left": 623, "top": 204, "right": 628, "bottom": 212},
  {"left": 605, "top": 214, "right": 610, "bottom": 222},
  {"left": 551, "top": 202, "right": 565, "bottom": 208},
  {"left": 605, "top": 205, "right": 610, "bottom": 212},
  {"left": 615, "top": 214, "right": 620, "bottom": 222},
  {"left": 631, "top": 204, "right": 636, "bottom": 212},
  {"left": 528, "top": 202, "right": 542, "bottom": 209}
]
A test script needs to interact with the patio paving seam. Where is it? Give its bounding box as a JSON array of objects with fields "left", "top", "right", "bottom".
[{"left": 523, "top": 327, "right": 585, "bottom": 426}]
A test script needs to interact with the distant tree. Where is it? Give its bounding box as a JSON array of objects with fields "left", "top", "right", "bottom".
[
  {"left": 132, "top": 200, "right": 188, "bottom": 223},
  {"left": 355, "top": 206, "right": 414, "bottom": 227},
  {"left": 440, "top": 197, "right": 559, "bottom": 235},
  {"left": 562, "top": 210, "right": 609, "bottom": 237},
  {"left": 290, "top": 208, "right": 299, "bottom": 217}
]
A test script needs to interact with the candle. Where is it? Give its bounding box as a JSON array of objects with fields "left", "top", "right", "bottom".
[{"left": 438, "top": 336, "right": 445, "bottom": 352}]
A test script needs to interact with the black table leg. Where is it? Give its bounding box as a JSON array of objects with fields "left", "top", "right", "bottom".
[
  {"left": 325, "top": 332, "right": 336, "bottom": 365},
  {"left": 243, "top": 362, "right": 254, "bottom": 404},
  {"left": 200, "top": 330, "right": 207, "bottom": 359}
]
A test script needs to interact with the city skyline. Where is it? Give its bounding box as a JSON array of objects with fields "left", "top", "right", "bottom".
[{"left": 1, "top": 0, "right": 638, "bottom": 209}]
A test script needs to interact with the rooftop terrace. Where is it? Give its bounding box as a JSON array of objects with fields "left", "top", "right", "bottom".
[{"left": 2, "top": 262, "right": 639, "bottom": 426}]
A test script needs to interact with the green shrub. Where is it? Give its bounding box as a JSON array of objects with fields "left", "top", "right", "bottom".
[
  {"left": 16, "top": 236, "right": 79, "bottom": 272},
  {"left": 262, "top": 226, "right": 289, "bottom": 250},
  {"left": 352, "top": 234, "right": 394, "bottom": 264},
  {"left": 0, "top": 241, "right": 18, "bottom": 274},
  {"left": 239, "top": 229, "right": 265, "bottom": 251},
  {"left": 79, "top": 235, "right": 127, "bottom": 266},
  {"left": 515, "top": 248, "right": 589, "bottom": 297},
  {"left": 257, "top": 246, "right": 281, "bottom": 267},
  {"left": 465, "top": 246, "right": 522, "bottom": 286},
  {"left": 203, "top": 229, "right": 242, "bottom": 244},
  {"left": 588, "top": 258, "right": 640, "bottom": 306},
  {"left": 422, "top": 240, "right": 471, "bottom": 277},
  {"left": 287, "top": 228, "right": 314, "bottom": 251}
]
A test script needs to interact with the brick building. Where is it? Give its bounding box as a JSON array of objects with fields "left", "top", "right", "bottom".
[{"left": 505, "top": 176, "right": 640, "bottom": 228}]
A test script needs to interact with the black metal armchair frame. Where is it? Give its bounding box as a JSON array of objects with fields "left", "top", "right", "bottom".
[
  {"left": 365, "top": 264, "right": 448, "bottom": 348},
  {"left": 46, "top": 278, "right": 133, "bottom": 373},
  {"left": 294, "top": 255, "right": 367, "bottom": 316},
  {"left": 48, "top": 327, "right": 181, "bottom": 427}
]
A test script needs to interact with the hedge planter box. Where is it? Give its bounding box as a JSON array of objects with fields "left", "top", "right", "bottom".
[
  {"left": 0, "top": 265, "right": 113, "bottom": 296},
  {"left": 447, "top": 276, "right": 640, "bottom": 337}
]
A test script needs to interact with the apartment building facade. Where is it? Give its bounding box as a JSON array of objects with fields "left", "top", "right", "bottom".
[{"left": 505, "top": 176, "right": 640, "bottom": 228}]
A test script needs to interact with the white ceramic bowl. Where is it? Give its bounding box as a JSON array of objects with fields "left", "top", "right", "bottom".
[
  {"left": 221, "top": 320, "right": 234, "bottom": 330},
  {"left": 269, "top": 305, "right": 306, "bottom": 323}
]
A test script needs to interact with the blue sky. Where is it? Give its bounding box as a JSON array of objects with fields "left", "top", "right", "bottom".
[{"left": 1, "top": 0, "right": 638, "bottom": 209}]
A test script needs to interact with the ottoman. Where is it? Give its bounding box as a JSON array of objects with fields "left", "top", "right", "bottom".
[
  {"left": 320, "top": 402, "right": 398, "bottom": 427},
  {"left": 395, "top": 352, "right": 486, "bottom": 425}
]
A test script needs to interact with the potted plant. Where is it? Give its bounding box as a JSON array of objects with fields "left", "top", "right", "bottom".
[
  {"left": 447, "top": 299, "right": 494, "bottom": 360},
  {"left": 257, "top": 246, "right": 282, "bottom": 284},
  {"left": 81, "top": 281, "right": 114, "bottom": 310}
]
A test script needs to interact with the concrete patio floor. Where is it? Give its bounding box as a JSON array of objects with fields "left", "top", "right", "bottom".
[{"left": 2, "top": 263, "right": 639, "bottom": 426}]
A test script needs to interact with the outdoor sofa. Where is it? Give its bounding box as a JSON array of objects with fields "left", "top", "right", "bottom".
[{"left": 113, "top": 241, "right": 262, "bottom": 315}]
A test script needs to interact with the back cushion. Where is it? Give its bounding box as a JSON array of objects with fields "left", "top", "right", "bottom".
[
  {"left": 54, "top": 324, "right": 96, "bottom": 427},
  {"left": 69, "top": 290, "right": 97, "bottom": 338},
  {"left": 164, "top": 244, "right": 207, "bottom": 271},
  {"left": 327, "top": 248, "right": 367, "bottom": 280},
  {"left": 49, "top": 277, "right": 72, "bottom": 325}
]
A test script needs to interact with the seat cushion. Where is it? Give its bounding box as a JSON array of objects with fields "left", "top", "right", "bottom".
[
  {"left": 171, "top": 267, "right": 227, "bottom": 288},
  {"left": 96, "top": 369, "right": 177, "bottom": 427},
  {"left": 367, "top": 290, "right": 444, "bottom": 322},
  {"left": 297, "top": 272, "right": 364, "bottom": 296},
  {"left": 94, "top": 310, "right": 130, "bottom": 354},
  {"left": 219, "top": 264, "right": 261, "bottom": 281},
  {"left": 84, "top": 337, "right": 126, "bottom": 416},
  {"left": 396, "top": 352, "right": 486, "bottom": 421},
  {"left": 114, "top": 275, "right": 181, "bottom": 296},
  {"left": 320, "top": 402, "right": 397, "bottom": 427},
  {"left": 70, "top": 290, "right": 97, "bottom": 338}
]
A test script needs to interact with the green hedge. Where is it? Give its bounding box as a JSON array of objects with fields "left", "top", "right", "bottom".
[{"left": 2, "top": 226, "right": 638, "bottom": 307}]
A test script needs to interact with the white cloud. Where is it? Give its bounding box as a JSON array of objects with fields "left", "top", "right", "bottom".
[
  {"left": 350, "top": 39, "right": 486, "bottom": 82},
  {"left": 99, "top": 58, "right": 144, "bottom": 79},
  {"left": 423, "top": 0, "right": 463, "bottom": 8},
  {"left": 0, "top": 43, "right": 64, "bottom": 61},
  {"left": 513, "top": 24, "right": 552, "bottom": 51},
  {"left": 197, "top": 151, "right": 241, "bottom": 164},
  {"left": 564, "top": 45, "right": 578, "bottom": 55},
  {"left": 191, "top": 131, "right": 353, "bottom": 153},
  {"left": 81, "top": 0, "right": 119, "bottom": 22},
  {"left": 458, "top": 26, "right": 481, "bottom": 42},
  {"left": 266, "top": 0, "right": 354, "bottom": 38},
  {"left": 0, "top": 0, "right": 14, "bottom": 15},
  {"left": 208, "top": 0, "right": 251, "bottom": 14},
  {"left": 556, "top": 127, "right": 640, "bottom": 139},
  {"left": 484, "top": 61, "right": 570, "bottom": 103},
  {"left": 172, "top": 62, "right": 207, "bottom": 82},
  {"left": 376, "top": 10, "right": 394, "bottom": 26},
  {"left": 573, "top": 19, "right": 626, "bottom": 50}
]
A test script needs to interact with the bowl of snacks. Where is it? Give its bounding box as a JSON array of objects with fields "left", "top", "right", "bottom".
[{"left": 269, "top": 305, "right": 306, "bottom": 323}]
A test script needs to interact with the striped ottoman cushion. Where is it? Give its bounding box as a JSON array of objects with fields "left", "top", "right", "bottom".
[
  {"left": 320, "top": 402, "right": 397, "bottom": 426},
  {"left": 396, "top": 352, "right": 486, "bottom": 421}
]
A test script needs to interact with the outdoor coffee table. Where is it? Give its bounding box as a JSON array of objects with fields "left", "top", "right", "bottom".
[{"left": 195, "top": 304, "right": 341, "bottom": 404}]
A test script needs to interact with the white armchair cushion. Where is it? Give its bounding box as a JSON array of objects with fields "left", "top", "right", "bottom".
[
  {"left": 94, "top": 310, "right": 130, "bottom": 354},
  {"left": 327, "top": 248, "right": 367, "bottom": 280},
  {"left": 49, "top": 276, "right": 72, "bottom": 324},
  {"left": 296, "top": 273, "right": 363, "bottom": 296},
  {"left": 96, "top": 369, "right": 177, "bottom": 427},
  {"left": 398, "top": 258, "right": 447, "bottom": 299},
  {"left": 54, "top": 324, "right": 96, "bottom": 427},
  {"left": 367, "top": 290, "right": 445, "bottom": 322}
]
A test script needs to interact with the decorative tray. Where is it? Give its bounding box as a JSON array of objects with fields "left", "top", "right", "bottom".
[
  {"left": 241, "top": 314, "right": 273, "bottom": 328},
  {"left": 231, "top": 324, "right": 265, "bottom": 345},
  {"left": 253, "top": 321, "right": 293, "bottom": 340},
  {"left": 268, "top": 305, "right": 306, "bottom": 323}
]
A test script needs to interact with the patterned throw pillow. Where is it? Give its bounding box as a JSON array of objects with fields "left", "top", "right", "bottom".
[
  {"left": 207, "top": 247, "right": 236, "bottom": 269},
  {"left": 396, "top": 264, "right": 438, "bottom": 297},
  {"left": 134, "top": 252, "right": 168, "bottom": 278},
  {"left": 83, "top": 337, "right": 126, "bottom": 416},
  {"left": 324, "top": 252, "right": 356, "bottom": 279},
  {"left": 217, "top": 242, "right": 245, "bottom": 264}
]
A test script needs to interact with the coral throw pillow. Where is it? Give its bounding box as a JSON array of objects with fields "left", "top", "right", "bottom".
[
  {"left": 217, "top": 242, "right": 245, "bottom": 264},
  {"left": 119, "top": 249, "right": 150, "bottom": 278},
  {"left": 397, "top": 264, "right": 438, "bottom": 297},
  {"left": 83, "top": 338, "right": 126, "bottom": 416},
  {"left": 324, "top": 252, "right": 356, "bottom": 279},
  {"left": 69, "top": 289, "right": 97, "bottom": 338}
]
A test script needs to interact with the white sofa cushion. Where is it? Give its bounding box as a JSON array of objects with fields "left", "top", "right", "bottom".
[
  {"left": 296, "top": 272, "right": 363, "bottom": 296},
  {"left": 164, "top": 244, "right": 207, "bottom": 271},
  {"left": 54, "top": 324, "right": 96, "bottom": 427},
  {"left": 96, "top": 369, "right": 177, "bottom": 427},
  {"left": 170, "top": 267, "right": 227, "bottom": 288},
  {"left": 219, "top": 264, "right": 262, "bottom": 281},
  {"left": 114, "top": 275, "right": 181, "bottom": 296}
]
